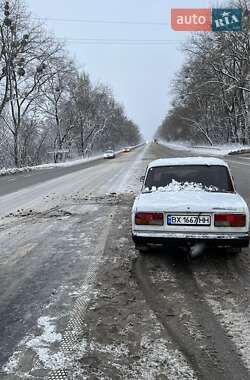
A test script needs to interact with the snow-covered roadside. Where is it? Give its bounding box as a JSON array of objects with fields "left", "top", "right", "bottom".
[
  {"left": 192, "top": 145, "right": 250, "bottom": 156},
  {"left": 0, "top": 144, "right": 144, "bottom": 177},
  {"left": 159, "top": 140, "right": 250, "bottom": 157},
  {"left": 0, "top": 154, "right": 105, "bottom": 177},
  {"left": 158, "top": 140, "right": 192, "bottom": 152}
]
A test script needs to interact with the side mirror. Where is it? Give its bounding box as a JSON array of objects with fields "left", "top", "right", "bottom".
[{"left": 140, "top": 176, "right": 145, "bottom": 183}]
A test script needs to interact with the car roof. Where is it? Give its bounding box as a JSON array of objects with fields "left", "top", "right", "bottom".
[{"left": 148, "top": 157, "right": 229, "bottom": 169}]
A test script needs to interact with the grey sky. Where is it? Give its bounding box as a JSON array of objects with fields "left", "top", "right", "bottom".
[{"left": 26, "top": 0, "right": 211, "bottom": 139}]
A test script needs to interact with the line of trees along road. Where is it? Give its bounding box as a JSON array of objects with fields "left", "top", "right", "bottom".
[
  {"left": 0, "top": 0, "right": 141, "bottom": 168},
  {"left": 158, "top": 0, "right": 250, "bottom": 146}
]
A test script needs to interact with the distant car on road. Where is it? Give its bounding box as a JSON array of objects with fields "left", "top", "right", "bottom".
[
  {"left": 123, "top": 147, "right": 131, "bottom": 153},
  {"left": 103, "top": 149, "right": 116, "bottom": 159},
  {"left": 132, "top": 157, "right": 249, "bottom": 254}
]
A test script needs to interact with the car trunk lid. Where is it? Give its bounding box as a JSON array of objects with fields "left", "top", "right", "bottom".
[{"left": 136, "top": 191, "right": 245, "bottom": 213}]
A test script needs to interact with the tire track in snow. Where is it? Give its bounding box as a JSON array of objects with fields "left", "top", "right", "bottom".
[
  {"left": 134, "top": 254, "right": 203, "bottom": 380},
  {"left": 134, "top": 251, "right": 250, "bottom": 380},
  {"left": 192, "top": 252, "right": 250, "bottom": 372}
]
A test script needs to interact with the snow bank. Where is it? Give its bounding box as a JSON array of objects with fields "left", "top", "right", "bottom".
[
  {"left": 158, "top": 140, "right": 191, "bottom": 152},
  {"left": 159, "top": 140, "right": 250, "bottom": 156},
  {"left": 0, "top": 155, "right": 104, "bottom": 177},
  {"left": 192, "top": 144, "right": 250, "bottom": 156},
  {"left": 0, "top": 144, "right": 145, "bottom": 177}
]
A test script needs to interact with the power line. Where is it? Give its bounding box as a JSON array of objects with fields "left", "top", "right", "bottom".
[
  {"left": 66, "top": 42, "right": 181, "bottom": 45},
  {"left": 63, "top": 38, "right": 182, "bottom": 42},
  {"left": 33, "top": 17, "right": 183, "bottom": 45},
  {"left": 58, "top": 38, "right": 183, "bottom": 46},
  {"left": 34, "top": 17, "right": 168, "bottom": 26}
]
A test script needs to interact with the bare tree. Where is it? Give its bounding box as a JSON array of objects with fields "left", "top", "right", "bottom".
[
  {"left": 158, "top": 0, "right": 250, "bottom": 145},
  {"left": 0, "top": 0, "right": 141, "bottom": 168}
]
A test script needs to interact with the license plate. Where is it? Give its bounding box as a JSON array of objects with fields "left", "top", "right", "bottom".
[{"left": 167, "top": 215, "right": 211, "bottom": 226}]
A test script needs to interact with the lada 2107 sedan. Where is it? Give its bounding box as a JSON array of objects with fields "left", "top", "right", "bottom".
[{"left": 132, "top": 157, "right": 250, "bottom": 254}]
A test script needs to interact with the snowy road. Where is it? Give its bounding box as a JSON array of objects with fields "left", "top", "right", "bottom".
[
  {"left": 0, "top": 146, "right": 147, "bottom": 378},
  {"left": 0, "top": 144, "right": 250, "bottom": 379},
  {"left": 0, "top": 147, "right": 145, "bottom": 218},
  {"left": 0, "top": 156, "right": 106, "bottom": 197}
]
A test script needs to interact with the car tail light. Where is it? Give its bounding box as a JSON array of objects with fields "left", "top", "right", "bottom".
[
  {"left": 135, "top": 212, "right": 164, "bottom": 226},
  {"left": 214, "top": 213, "right": 246, "bottom": 227}
]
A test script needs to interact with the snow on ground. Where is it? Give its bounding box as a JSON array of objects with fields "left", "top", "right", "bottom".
[
  {"left": 1, "top": 210, "right": 111, "bottom": 378},
  {"left": 73, "top": 276, "right": 197, "bottom": 380},
  {"left": 76, "top": 335, "right": 197, "bottom": 380},
  {"left": 134, "top": 336, "right": 197, "bottom": 380},
  {"left": 206, "top": 297, "right": 250, "bottom": 371},
  {"left": 191, "top": 144, "right": 250, "bottom": 156},
  {"left": 0, "top": 154, "right": 103, "bottom": 176},
  {"left": 158, "top": 140, "right": 192, "bottom": 152},
  {"left": 3, "top": 315, "right": 66, "bottom": 375},
  {"left": 194, "top": 273, "right": 250, "bottom": 371},
  {"left": 0, "top": 145, "right": 144, "bottom": 177},
  {"left": 22, "top": 316, "right": 65, "bottom": 370},
  {"left": 159, "top": 140, "right": 250, "bottom": 156}
]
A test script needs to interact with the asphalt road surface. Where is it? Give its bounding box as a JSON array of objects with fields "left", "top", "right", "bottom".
[{"left": 0, "top": 143, "right": 249, "bottom": 380}]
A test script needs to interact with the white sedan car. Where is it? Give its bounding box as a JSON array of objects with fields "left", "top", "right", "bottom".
[
  {"left": 103, "top": 149, "right": 116, "bottom": 159},
  {"left": 132, "top": 157, "right": 249, "bottom": 254}
]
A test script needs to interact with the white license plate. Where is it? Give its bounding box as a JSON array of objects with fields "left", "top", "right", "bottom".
[{"left": 167, "top": 215, "right": 211, "bottom": 226}]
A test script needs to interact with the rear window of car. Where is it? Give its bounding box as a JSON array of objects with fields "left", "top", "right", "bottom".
[{"left": 144, "top": 165, "right": 234, "bottom": 192}]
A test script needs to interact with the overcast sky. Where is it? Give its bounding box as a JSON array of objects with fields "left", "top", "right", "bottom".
[{"left": 26, "top": 0, "right": 212, "bottom": 139}]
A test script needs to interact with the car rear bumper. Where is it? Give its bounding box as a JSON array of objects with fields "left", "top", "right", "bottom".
[{"left": 132, "top": 232, "right": 250, "bottom": 248}]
